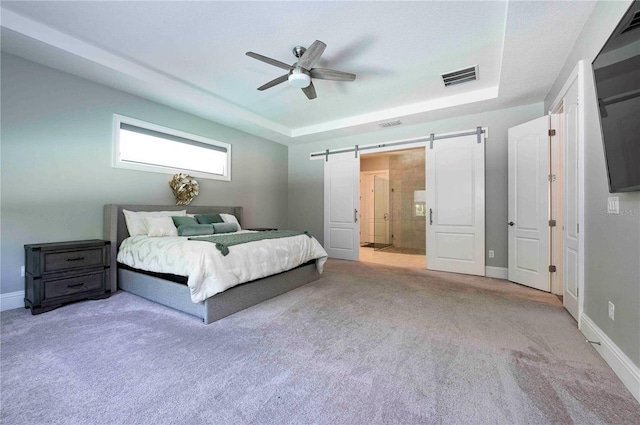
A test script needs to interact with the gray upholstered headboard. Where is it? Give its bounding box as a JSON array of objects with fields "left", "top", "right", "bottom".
[{"left": 103, "top": 204, "right": 243, "bottom": 292}]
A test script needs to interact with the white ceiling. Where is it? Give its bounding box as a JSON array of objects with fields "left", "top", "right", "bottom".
[{"left": 0, "top": 1, "right": 596, "bottom": 145}]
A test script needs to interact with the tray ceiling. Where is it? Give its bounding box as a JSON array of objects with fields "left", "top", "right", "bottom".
[{"left": 0, "top": 1, "right": 597, "bottom": 145}]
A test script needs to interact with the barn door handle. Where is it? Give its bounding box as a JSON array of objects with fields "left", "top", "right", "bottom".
[
  {"left": 429, "top": 208, "right": 433, "bottom": 225},
  {"left": 354, "top": 209, "right": 359, "bottom": 223},
  {"left": 508, "top": 221, "right": 515, "bottom": 226}
]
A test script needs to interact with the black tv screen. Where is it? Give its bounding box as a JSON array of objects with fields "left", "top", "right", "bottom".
[{"left": 592, "top": 0, "right": 640, "bottom": 193}]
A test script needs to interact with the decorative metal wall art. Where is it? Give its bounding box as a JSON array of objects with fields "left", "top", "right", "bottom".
[{"left": 169, "top": 173, "right": 199, "bottom": 205}]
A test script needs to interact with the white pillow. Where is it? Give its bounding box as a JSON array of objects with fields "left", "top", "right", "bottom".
[
  {"left": 145, "top": 216, "right": 178, "bottom": 237},
  {"left": 123, "top": 209, "right": 186, "bottom": 236},
  {"left": 219, "top": 213, "right": 241, "bottom": 231}
]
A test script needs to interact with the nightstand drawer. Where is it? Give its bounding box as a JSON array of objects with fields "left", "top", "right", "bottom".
[
  {"left": 44, "top": 271, "right": 105, "bottom": 299},
  {"left": 43, "top": 248, "right": 106, "bottom": 274}
]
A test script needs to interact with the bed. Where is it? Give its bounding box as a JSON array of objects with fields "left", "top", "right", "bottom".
[{"left": 103, "top": 204, "right": 327, "bottom": 323}]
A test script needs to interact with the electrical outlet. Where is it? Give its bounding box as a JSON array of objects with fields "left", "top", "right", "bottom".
[
  {"left": 20, "top": 266, "right": 25, "bottom": 277},
  {"left": 607, "top": 197, "right": 619, "bottom": 215},
  {"left": 608, "top": 301, "right": 615, "bottom": 320},
  {"left": 488, "top": 250, "right": 495, "bottom": 258}
]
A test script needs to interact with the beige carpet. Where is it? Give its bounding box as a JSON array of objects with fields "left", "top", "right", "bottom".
[{"left": 1, "top": 259, "right": 638, "bottom": 424}]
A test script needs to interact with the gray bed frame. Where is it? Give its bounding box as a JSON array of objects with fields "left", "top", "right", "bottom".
[{"left": 103, "top": 204, "right": 320, "bottom": 324}]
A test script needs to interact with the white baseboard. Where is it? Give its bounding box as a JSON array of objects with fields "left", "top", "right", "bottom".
[
  {"left": 0, "top": 290, "right": 25, "bottom": 312},
  {"left": 581, "top": 313, "right": 640, "bottom": 403},
  {"left": 485, "top": 266, "right": 508, "bottom": 280}
]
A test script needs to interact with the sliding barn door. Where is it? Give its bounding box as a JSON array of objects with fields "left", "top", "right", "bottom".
[
  {"left": 508, "top": 117, "right": 550, "bottom": 292},
  {"left": 324, "top": 152, "right": 360, "bottom": 260},
  {"left": 427, "top": 132, "right": 485, "bottom": 276}
]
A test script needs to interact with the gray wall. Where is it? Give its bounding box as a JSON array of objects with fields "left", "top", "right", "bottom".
[
  {"left": 288, "top": 103, "right": 544, "bottom": 268},
  {"left": 1, "top": 53, "right": 288, "bottom": 295},
  {"left": 544, "top": 0, "right": 639, "bottom": 368}
]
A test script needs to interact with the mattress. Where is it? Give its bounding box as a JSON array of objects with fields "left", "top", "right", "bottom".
[{"left": 116, "top": 231, "right": 328, "bottom": 303}]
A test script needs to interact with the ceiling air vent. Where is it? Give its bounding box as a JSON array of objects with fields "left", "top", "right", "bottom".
[
  {"left": 441, "top": 65, "right": 478, "bottom": 87},
  {"left": 621, "top": 10, "right": 640, "bottom": 34},
  {"left": 378, "top": 120, "right": 402, "bottom": 128}
]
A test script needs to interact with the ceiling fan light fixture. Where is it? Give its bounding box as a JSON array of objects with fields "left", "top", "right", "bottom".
[{"left": 288, "top": 72, "right": 311, "bottom": 88}]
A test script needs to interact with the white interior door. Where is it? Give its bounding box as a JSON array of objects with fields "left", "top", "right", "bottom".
[
  {"left": 360, "top": 171, "right": 390, "bottom": 246},
  {"left": 508, "top": 117, "right": 550, "bottom": 292},
  {"left": 360, "top": 173, "right": 373, "bottom": 244},
  {"left": 373, "top": 173, "right": 390, "bottom": 244},
  {"left": 324, "top": 152, "right": 360, "bottom": 260},
  {"left": 427, "top": 132, "right": 485, "bottom": 276},
  {"left": 549, "top": 112, "right": 564, "bottom": 296},
  {"left": 563, "top": 80, "right": 580, "bottom": 320}
]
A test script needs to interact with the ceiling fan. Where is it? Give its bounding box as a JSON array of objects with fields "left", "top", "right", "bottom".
[{"left": 246, "top": 40, "right": 356, "bottom": 100}]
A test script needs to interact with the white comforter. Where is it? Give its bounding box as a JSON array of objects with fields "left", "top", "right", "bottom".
[{"left": 117, "top": 231, "right": 328, "bottom": 303}]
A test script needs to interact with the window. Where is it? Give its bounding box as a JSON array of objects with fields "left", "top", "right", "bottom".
[{"left": 113, "top": 115, "right": 231, "bottom": 181}]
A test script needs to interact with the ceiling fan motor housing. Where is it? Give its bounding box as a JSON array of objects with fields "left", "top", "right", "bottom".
[{"left": 288, "top": 67, "right": 311, "bottom": 88}]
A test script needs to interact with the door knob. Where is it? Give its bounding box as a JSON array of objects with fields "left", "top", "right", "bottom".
[{"left": 508, "top": 221, "right": 515, "bottom": 226}]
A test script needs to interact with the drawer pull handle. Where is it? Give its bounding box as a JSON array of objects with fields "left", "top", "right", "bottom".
[
  {"left": 67, "top": 283, "right": 85, "bottom": 288},
  {"left": 66, "top": 257, "right": 85, "bottom": 262}
]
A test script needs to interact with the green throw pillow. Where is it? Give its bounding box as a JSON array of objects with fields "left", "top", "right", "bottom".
[
  {"left": 172, "top": 216, "right": 199, "bottom": 227},
  {"left": 177, "top": 224, "right": 215, "bottom": 237},
  {"left": 212, "top": 222, "right": 238, "bottom": 234},
  {"left": 195, "top": 214, "right": 223, "bottom": 224}
]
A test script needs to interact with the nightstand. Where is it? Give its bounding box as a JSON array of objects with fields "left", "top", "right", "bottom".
[
  {"left": 24, "top": 240, "right": 111, "bottom": 315},
  {"left": 247, "top": 228, "right": 278, "bottom": 231}
]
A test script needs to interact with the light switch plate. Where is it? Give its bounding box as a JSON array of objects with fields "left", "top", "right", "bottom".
[
  {"left": 608, "top": 301, "right": 615, "bottom": 320},
  {"left": 607, "top": 197, "right": 619, "bottom": 215}
]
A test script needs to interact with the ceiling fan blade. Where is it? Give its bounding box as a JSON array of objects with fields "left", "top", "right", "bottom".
[
  {"left": 246, "top": 52, "right": 292, "bottom": 70},
  {"left": 257, "top": 74, "right": 289, "bottom": 91},
  {"left": 310, "top": 68, "right": 356, "bottom": 81},
  {"left": 302, "top": 82, "right": 317, "bottom": 100},
  {"left": 298, "top": 40, "right": 326, "bottom": 70}
]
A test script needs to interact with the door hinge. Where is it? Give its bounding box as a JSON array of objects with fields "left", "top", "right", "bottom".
[
  {"left": 549, "top": 129, "right": 556, "bottom": 136},
  {"left": 549, "top": 219, "right": 556, "bottom": 227},
  {"left": 549, "top": 265, "right": 557, "bottom": 273},
  {"left": 577, "top": 223, "right": 579, "bottom": 233},
  {"left": 548, "top": 174, "right": 556, "bottom": 182}
]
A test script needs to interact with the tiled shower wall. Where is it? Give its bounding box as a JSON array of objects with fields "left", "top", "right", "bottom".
[{"left": 389, "top": 149, "right": 426, "bottom": 249}]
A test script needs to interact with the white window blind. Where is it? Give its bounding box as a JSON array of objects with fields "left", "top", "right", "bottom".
[{"left": 113, "top": 115, "right": 231, "bottom": 181}]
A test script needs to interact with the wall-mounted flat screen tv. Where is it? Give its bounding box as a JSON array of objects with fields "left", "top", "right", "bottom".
[{"left": 592, "top": 0, "right": 640, "bottom": 193}]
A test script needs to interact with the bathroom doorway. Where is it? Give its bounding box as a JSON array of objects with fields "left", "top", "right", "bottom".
[{"left": 359, "top": 147, "right": 426, "bottom": 266}]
